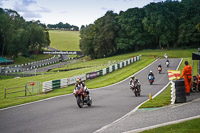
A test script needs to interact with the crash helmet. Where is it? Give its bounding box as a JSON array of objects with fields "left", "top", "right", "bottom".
[
  {"left": 76, "top": 78, "right": 81, "bottom": 83},
  {"left": 131, "top": 76, "right": 135, "bottom": 80},
  {"left": 150, "top": 70, "right": 152, "bottom": 73}
]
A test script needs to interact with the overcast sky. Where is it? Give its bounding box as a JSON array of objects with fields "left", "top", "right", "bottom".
[{"left": 0, "top": 0, "right": 167, "bottom": 28}]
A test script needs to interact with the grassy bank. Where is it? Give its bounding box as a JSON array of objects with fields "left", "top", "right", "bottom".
[
  {"left": 141, "top": 118, "right": 200, "bottom": 133},
  {"left": 49, "top": 30, "right": 80, "bottom": 51},
  {"left": 139, "top": 84, "right": 171, "bottom": 108}
]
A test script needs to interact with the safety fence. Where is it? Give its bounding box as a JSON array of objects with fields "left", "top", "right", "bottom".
[
  {"left": 171, "top": 81, "right": 175, "bottom": 104},
  {"left": 4, "top": 81, "right": 40, "bottom": 98},
  {"left": 0, "top": 56, "right": 59, "bottom": 74},
  {"left": 42, "top": 56, "right": 140, "bottom": 93}
]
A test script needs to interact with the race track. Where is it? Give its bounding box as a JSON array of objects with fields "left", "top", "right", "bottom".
[{"left": 0, "top": 58, "right": 181, "bottom": 133}]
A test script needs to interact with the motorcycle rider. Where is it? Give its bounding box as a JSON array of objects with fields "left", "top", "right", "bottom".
[
  {"left": 73, "top": 78, "right": 90, "bottom": 97},
  {"left": 148, "top": 70, "right": 155, "bottom": 81},
  {"left": 166, "top": 59, "right": 170, "bottom": 66},
  {"left": 129, "top": 76, "right": 141, "bottom": 92},
  {"left": 158, "top": 63, "right": 162, "bottom": 68},
  {"left": 158, "top": 63, "right": 162, "bottom": 73},
  {"left": 164, "top": 53, "right": 168, "bottom": 59}
]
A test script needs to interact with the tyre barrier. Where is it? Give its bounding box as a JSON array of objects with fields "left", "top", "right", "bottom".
[{"left": 175, "top": 79, "right": 186, "bottom": 103}]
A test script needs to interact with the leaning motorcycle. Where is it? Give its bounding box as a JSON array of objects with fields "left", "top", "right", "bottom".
[
  {"left": 157, "top": 66, "right": 162, "bottom": 74},
  {"left": 148, "top": 75, "right": 154, "bottom": 85},
  {"left": 130, "top": 81, "right": 140, "bottom": 97},
  {"left": 74, "top": 87, "right": 92, "bottom": 108},
  {"left": 166, "top": 61, "right": 169, "bottom": 67}
]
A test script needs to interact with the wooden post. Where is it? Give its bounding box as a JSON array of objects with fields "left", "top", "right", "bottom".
[
  {"left": 4, "top": 87, "right": 6, "bottom": 98},
  {"left": 25, "top": 83, "right": 27, "bottom": 96}
]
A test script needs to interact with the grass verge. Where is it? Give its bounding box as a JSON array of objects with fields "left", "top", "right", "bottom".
[
  {"left": 141, "top": 118, "right": 200, "bottom": 133},
  {"left": 139, "top": 84, "right": 171, "bottom": 109}
]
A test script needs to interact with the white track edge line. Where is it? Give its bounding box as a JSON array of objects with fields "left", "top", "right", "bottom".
[{"left": 124, "top": 115, "right": 200, "bottom": 133}]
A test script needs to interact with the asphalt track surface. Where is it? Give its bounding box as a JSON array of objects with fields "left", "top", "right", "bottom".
[{"left": 0, "top": 58, "right": 182, "bottom": 133}]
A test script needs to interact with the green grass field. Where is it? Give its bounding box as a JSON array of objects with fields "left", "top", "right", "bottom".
[
  {"left": 49, "top": 30, "right": 80, "bottom": 51},
  {"left": 141, "top": 118, "right": 200, "bottom": 133}
]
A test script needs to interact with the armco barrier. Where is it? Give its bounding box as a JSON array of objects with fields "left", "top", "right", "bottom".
[
  {"left": 109, "top": 66, "right": 112, "bottom": 73},
  {"left": 106, "top": 67, "right": 109, "bottom": 74},
  {"left": 42, "top": 74, "right": 86, "bottom": 93},
  {"left": 61, "top": 78, "right": 68, "bottom": 88},
  {"left": 86, "top": 72, "right": 98, "bottom": 79},
  {"left": 52, "top": 80, "right": 61, "bottom": 89},
  {"left": 42, "top": 81, "right": 53, "bottom": 93},
  {"left": 98, "top": 70, "right": 103, "bottom": 76},
  {"left": 103, "top": 68, "right": 106, "bottom": 75},
  {"left": 42, "top": 56, "right": 140, "bottom": 92}
]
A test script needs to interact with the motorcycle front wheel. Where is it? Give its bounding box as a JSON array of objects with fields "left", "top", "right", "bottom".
[
  {"left": 87, "top": 95, "right": 92, "bottom": 106},
  {"left": 77, "top": 96, "right": 83, "bottom": 108}
]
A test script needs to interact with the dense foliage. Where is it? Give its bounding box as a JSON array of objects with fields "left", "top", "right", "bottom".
[
  {"left": 0, "top": 8, "right": 50, "bottom": 58},
  {"left": 80, "top": 0, "right": 200, "bottom": 59},
  {"left": 47, "top": 22, "right": 79, "bottom": 31}
]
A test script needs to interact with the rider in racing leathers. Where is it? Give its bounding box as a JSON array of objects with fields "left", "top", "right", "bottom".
[
  {"left": 148, "top": 70, "right": 155, "bottom": 81},
  {"left": 73, "top": 78, "right": 89, "bottom": 96},
  {"left": 129, "top": 76, "right": 141, "bottom": 92}
]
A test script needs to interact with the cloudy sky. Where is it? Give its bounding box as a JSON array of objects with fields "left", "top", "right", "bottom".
[{"left": 0, "top": 0, "right": 166, "bottom": 27}]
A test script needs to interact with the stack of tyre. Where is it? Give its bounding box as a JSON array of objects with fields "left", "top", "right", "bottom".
[{"left": 175, "top": 79, "right": 186, "bottom": 103}]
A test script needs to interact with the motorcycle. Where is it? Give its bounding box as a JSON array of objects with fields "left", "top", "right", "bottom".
[
  {"left": 157, "top": 66, "right": 162, "bottom": 74},
  {"left": 130, "top": 81, "right": 140, "bottom": 97},
  {"left": 166, "top": 61, "right": 170, "bottom": 67},
  {"left": 74, "top": 87, "right": 92, "bottom": 108},
  {"left": 148, "top": 75, "right": 154, "bottom": 85}
]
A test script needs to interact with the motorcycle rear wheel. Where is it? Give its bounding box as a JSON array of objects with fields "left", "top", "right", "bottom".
[{"left": 135, "top": 91, "right": 138, "bottom": 97}]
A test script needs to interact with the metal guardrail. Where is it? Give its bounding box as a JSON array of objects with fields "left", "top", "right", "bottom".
[{"left": 1, "top": 56, "right": 60, "bottom": 74}]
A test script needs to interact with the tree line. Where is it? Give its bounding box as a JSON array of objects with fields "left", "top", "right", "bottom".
[
  {"left": 47, "top": 22, "right": 79, "bottom": 31},
  {"left": 0, "top": 8, "right": 50, "bottom": 58},
  {"left": 80, "top": 0, "right": 200, "bottom": 59}
]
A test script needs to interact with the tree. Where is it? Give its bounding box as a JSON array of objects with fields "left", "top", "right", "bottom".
[
  {"left": 80, "top": 11, "right": 120, "bottom": 58},
  {"left": 116, "top": 8, "right": 150, "bottom": 52},
  {"left": 79, "top": 24, "right": 95, "bottom": 58},
  {"left": 28, "top": 21, "right": 50, "bottom": 52},
  {"left": 178, "top": 0, "right": 200, "bottom": 47},
  {"left": 0, "top": 8, "right": 50, "bottom": 57},
  {"left": 93, "top": 11, "right": 120, "bottom": 58}
]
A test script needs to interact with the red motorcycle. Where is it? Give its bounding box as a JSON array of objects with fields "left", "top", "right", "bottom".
[
  {"left": 130, "top": 81, "right": 140, "bottom": 97},
  {"left": 74, "top": 87, "right": 92, "bottom": 108},
  {"left": 157, "top": 66, "right": 162, "bottom": 74}
]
